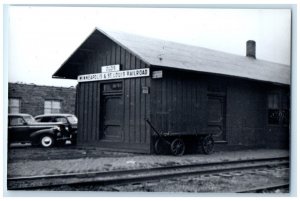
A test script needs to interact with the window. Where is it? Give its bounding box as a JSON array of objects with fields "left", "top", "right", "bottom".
[
  {"left": 55, "top": 117, "right": 68, "bottom": 123},
  {"left": 67, "top": 115, "right": 78, "bottom": 124},
  {"left": 281, "top": 92, "right": 290, "bottom": 125},
  {"left": 23, "top": 115, "right": 36, "bottom": 124},
  {"left": 10, "top": 117, "right": 26, "bottom": 126},
  {"left": 36, "top": 117, "right": 53, "bottom": 122},
  {"left": 44, "top": 100, "right": 61, "bottom": 114},
  {"left": 268, "top": 93, "right": 279, "bottom": 124},
  {"left": 8, "top": 98, "right": 21, "bottom": 113},
  {"left": 102, "top": 82, "right": 123, "bottom": 94},
  {"left": 268, "top": 92, "right": 290, "bottom": 126}
]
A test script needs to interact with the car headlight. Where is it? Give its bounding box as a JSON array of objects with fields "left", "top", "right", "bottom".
[{"left": 65, "top": 127, "right": 69, "bottom": 131}]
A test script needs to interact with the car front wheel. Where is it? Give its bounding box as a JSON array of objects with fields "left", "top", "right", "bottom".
[{"left": 40, "top": 135, "right": 54, "bottom": 148}]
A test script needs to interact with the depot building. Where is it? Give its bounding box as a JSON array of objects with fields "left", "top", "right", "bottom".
[{"left": 53, "top": 28, "right": 290, "bottom": 153}]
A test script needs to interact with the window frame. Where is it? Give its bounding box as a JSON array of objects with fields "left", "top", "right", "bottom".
[
  {"left": 44, "top": 100, "right": 61, "bottom": 114},
  {"left": 267, "top": 90, "right": 290, "bottom": 127},
  {"left": 8, "top": 98, "right": 21, "bottom": 114}
]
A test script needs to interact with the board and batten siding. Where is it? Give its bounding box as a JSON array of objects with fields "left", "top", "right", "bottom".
[
  {"left": 150, "top": 69, "right": 208, "bottom": 136},
  {"left": 226, "top": 78, "right": 267, "bottom": 147},
  {"left": 150, "top": 70, "right": 289, "bottom": 149},
  {"left": 226, "top": 78, "right": 289, "bottom": 148},
  {"left": 76, "top": 35, "right": 151, "bottom": 153}
]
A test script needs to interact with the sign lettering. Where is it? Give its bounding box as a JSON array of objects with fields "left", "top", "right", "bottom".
[
  {"left": 78, "top": 68, "right": 150, "bottom": 82},
  {"left": 101, "top": 64, "right": 120, "bottom": 73},
  {"left": 152, "top": 70, "right": 163, "bottom": 79}
]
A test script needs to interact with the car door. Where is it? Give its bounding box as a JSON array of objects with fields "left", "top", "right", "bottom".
[{"left": 8, "top": 116, "right": 29, "bottom": 142}]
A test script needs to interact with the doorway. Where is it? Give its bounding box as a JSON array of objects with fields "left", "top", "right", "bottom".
[
  {"left": 207, "top": 95, "right": 226, "bottom": 142},
  {"left": 101, "top": 82, "right": 123, "bottom": 142}
]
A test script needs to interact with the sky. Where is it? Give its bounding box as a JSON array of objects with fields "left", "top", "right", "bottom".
[{"left": 6, "top": 6, "right": 291, "bottom": 87}]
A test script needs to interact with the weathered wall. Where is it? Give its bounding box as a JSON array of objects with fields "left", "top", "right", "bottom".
[
  {"left": 150, "top": 69, "right": 208, "bottom": 135},
  {"left": 150, "top": 69, "right": 290, "bottom": 150},
  {"left": 76, "top": 34, "right": 151, "bottom": 153},
  {"left": 8, "top": 83, "right": 76, "bottom": 116},
  {"left": 226, "top": 79, "right": 267, "bottom": 147},
  {"left": 72, "top": 31, "right": 290, "bottom": 152},
  {"left": 226, "top": 79, "right": 289, "bottom": 149}
]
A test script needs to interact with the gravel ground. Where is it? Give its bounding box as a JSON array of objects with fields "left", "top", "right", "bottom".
[
  {"left": 35, "top": 167, "right": 289, "bottom": 193},
  {"left": 7, "top": 148, "right": 289, "bottom": 177},
  {"left": 95, "top": 166, "right": 289, "bottom": 192}
]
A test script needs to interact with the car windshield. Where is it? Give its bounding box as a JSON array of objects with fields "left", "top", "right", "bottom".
[
  {"left": 23, "top": 115, "right": 37, "bottom": 124},
  {"left": 67, "top": 115, "right": 78, "bottom": 124}
]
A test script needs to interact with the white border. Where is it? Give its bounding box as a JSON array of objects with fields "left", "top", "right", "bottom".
[{"left": 1, "top": 1, "right": 298, "bottom": 199}]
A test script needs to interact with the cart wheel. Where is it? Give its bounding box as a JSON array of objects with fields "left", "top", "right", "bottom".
[
  {"left": 202, "top": 135, "right": 214, "bottom": 154},
  {"left": 170, "top": 138, "right": 185, "bottom": 156},
  {"left": 154, "top": 138, "right": 166, "bottom": 155}
]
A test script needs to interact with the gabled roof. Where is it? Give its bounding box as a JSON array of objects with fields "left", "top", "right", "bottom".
[{"left": 53, "top": 27, "right": 290, "bottom": 85}]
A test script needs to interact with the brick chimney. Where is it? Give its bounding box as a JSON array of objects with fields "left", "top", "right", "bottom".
[{"left": 246, "top": 40, "right": 256, "bottom": 59}]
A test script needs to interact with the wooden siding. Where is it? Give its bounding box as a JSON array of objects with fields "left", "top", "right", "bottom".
[
  {"left": 150, "top": 70, "right": 290, "bottom": 150},
  {"left": 72, "top": 31, "right": 289, "bottom": 153},
  {"left": 226, "top": 79, "right": 268, "bottom": 147},
  {"left": 76, "top": 35, "right": 151, "bottom": 153},
  {"left": 150, "top": 69, "right": 208, "bottom": 136},
  {"left": 226, "top": 79, "right": 289, "bottom": 148}
]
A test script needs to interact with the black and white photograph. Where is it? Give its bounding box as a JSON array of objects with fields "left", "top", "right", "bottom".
[{"left": 3, "top": 3, "right": 295, "bottom": 196}]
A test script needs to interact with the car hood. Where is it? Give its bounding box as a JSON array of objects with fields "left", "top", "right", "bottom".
[{"left": 29, "top": 122, "right": 65, "bottom": 127}]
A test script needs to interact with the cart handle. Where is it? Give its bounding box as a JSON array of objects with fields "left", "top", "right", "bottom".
[{"left": 144, "top": 118, "right": 163, "bottom": 137}]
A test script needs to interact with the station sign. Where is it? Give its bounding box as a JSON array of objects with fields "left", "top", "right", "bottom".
[
  {"left": 78, "top": 68, "right": 150, "bottom": 82},
  {"left": 101, "top": 64, "right": 120, "bottom": 73},
  {"left": 152, "top": 70, "right": 163, "bottom": 79}
]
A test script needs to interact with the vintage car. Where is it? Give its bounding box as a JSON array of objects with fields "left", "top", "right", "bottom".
[
  {"left": 34, "top": 114, "right": 78, "bottom": 144},
  {"left": 8, "top": 113, "right": 71, "bottom": 147}
]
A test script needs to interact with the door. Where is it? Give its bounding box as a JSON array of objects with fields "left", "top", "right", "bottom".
[
  {"left": 102, "top": 95, "right": 123, "bottom": 141},
  {"left": 207, "top": 95, "right": 226, "bottom": 142},
  {"left": 101, "top": 82, "right": 123, "bottom": 142},
  {"left": 8, "top": 116, "right": 29, "bottom": 143}
]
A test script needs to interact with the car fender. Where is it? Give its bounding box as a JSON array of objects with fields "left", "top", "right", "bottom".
[{"left": 30, "top": 128, "right": 57, "bottom": 141}]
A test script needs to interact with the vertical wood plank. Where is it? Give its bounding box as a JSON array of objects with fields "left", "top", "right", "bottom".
[
  {"left": 145, "top": 72, "right": 151, "bottom": 145},
  {"left": 87, "top": 82, "right": 92, "bottom": 141},
  {"left": 116, "top": 45, "right": 121, "bottom": 64},
  {"left": 120, "top": 47, "right": 125, "bottom": 70},
  {"left": 111, "top": 43, "right": 116, "bottom": 65},
  {"left": 83, "top": 83, "right": 89, "bottom": 142},
  {"left": 80, "top": 83, "right": 84, "bottom": 142},
  {"left": 91, "top": 52, "right": 96, "bottom": 73},
  {"left": 96, "top": 49, "right": 101, "bottom": 72},
  {"left": 141, "top": 78, "right": 146, "bottom": 144},
  {"left": 172, "top": 72, "right": 177, "bottom": 132},
  {"left": 124, "top": 50, "right": 131, "bottom": 143},
  {"left": 196, "top": 78, "right": 201, "bottom": 131},
  {"left": 167, "top": 72, "right": 172, "bottom": 132},
  {"left": 87, "top": 82, "right": 91, "bottom": 141},
  {"left": 156, "top": 77, "right": 162, "bottom": 131},
  {"left": 92, "top": 82, "right": 97, "bottom": 140},
  {"left": 178, "top": 73, "right": 183, "bottom": 132},
  {"left": 78, "top": 84, "right": 83, "bottom": 142},
  {"left": 130, "top": 54, "right": 136, "bottom": 143},
  {"left": 95, "top": 82, "right": 100, "bottom": 140},
  {"left": 135, "top": 58, "right": 141, "bottom": 143},
  {"left": 162, "top": 72, "right": 167, "bottom": 132},
  {"left": 191, "top": 77, "right": 197, "bottom": 133},
  {"left": 141, "top": 61, "right": 147, "bottom": 144},
  {"left": 106, "top": 52, "right": 111, "bottom": 66},
  {"left": 187, "top": 76, "right": 193, "bottom": 133}
]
